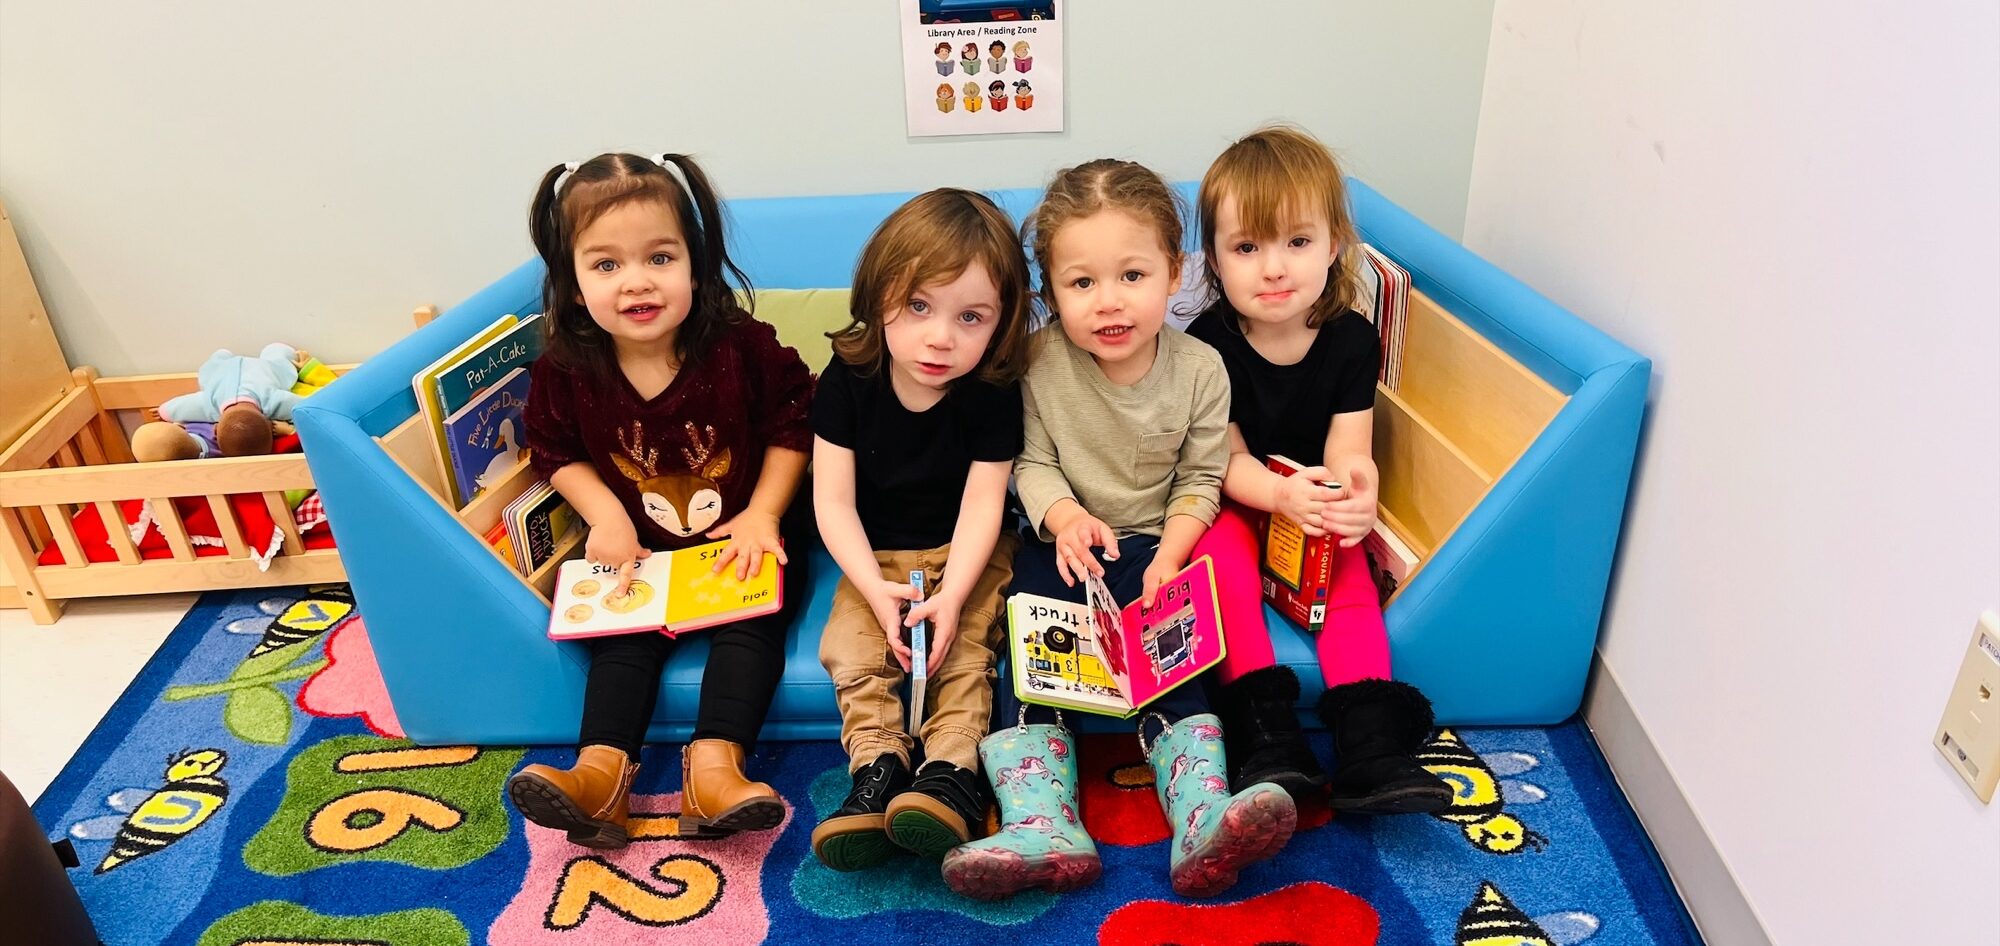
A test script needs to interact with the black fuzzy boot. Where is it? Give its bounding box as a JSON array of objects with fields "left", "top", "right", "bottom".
[
  {"left": 1318, "top": 679, "right": 1453, "bottom": 814},
  {"left": 1217, "top": 666, "right": 1326, "bottom": 800}
]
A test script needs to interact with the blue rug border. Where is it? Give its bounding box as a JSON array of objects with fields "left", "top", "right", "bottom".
[
  {"left": 1547, "top": 719, "right": 1707, "bottom": 945},
  {"left": 30, "top": 588, "right": 251, "bottom": 825}
]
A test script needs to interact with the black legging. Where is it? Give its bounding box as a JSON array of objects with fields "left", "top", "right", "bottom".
[{"left": 577, "top": 495, "right": 812, "bottom": 758}]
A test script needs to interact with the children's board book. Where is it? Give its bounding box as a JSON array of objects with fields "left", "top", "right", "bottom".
[
  {"left": 1346, "top": 243, "right": 1408, "bottom": 390},
  {"left": 435, "top": 314, "right": 545, "bottom": 419},
  {"left": 1005, "top": 557, "right": 1225, "bottom": 718},
  {"left": 502, "top": 480, "right": 578, "bottom": 575},
  {"left": 546, "top": 539, "right": 782, "bottom": 640},
  {"left": 1261, "top": 453, "right": 1343, "bottom": 634},
  {"left": 413, "top": 315, "right": 518, "bottom": 501},
  {"left": 906, "top": 570, "right": 929, "bottom": 733},
  {"left": 1362, "top": 519, "right": 1421, "bottom": 604},
  {"left": 443, "top": 367, "right": 531, "bottom": 509}
]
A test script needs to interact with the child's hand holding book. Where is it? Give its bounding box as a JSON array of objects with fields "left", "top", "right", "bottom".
[
  {"left": 1274, "top": 465, "right": 1341, "bottom": 538},
  {"left": 903, "top": 585, "right": 964, "bottom": 676},
  {"left": 707, "top": 510, "right": 787, "bottom": 581},
  {"left": 1045, "top": 499, "right": 1118, "bottom": 585},
  {"left": 867, "top": 578, "right": 924, "bottom": 671},
  {"left": 1321, "top": 464, "right": 1378, "bottom": 549}
]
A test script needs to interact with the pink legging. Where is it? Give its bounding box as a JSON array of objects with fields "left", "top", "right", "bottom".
[{"left": 1192, "top": 502, "right": 1389, "bottom": 688}]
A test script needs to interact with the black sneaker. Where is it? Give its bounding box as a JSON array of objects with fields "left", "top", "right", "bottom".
[
  {"left": 809, "top": 753, "right": 911, "bottom": 871},
  {"left": 884, "top": 761, "right": 989, "bottom": 859}
]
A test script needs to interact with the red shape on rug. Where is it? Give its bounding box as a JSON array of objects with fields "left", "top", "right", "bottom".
[
  {"left": 1096, "top": 881, "right": 1380, "bottom": 946},
  {"left": 1078, "top": 734, "right": 1169, "bottom": 846},
  {"left": 297, "top": 618, "right": 404, "bottom": 737},
  {"left": 1078, "top": 735, "right": 1334, "bottom": 846}
]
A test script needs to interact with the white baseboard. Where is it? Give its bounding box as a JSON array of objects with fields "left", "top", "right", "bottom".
[{"left": 1581, "top": 653, "right": 1774, "bottom": 946}]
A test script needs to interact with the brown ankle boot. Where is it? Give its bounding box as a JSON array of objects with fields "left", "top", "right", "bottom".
[
  {"left": 507, "top": 745, "right": 637, "bottom": 848},
  {"left": 680, "top": 739, "right": 784, "bottom": 836}
]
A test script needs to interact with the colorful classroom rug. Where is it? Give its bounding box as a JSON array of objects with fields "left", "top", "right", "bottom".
[{"left": 32, "top": 585, "right": 1701, "bottom": 945}]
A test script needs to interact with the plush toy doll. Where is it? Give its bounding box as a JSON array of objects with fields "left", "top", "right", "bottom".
[{"left": 131, "top": 343, "right": 310, "bottom": 461}]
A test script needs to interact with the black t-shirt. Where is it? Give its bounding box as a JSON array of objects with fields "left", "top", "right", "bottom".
[
  {"left": 810, "top": 357, "right": 1024, "bottom": 550},
  {"left": 1186, "top": 303, "right": 1380, "bottom": 464}
]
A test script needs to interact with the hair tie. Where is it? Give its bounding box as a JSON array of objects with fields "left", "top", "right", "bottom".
[
  {"left": 550, "top": 161, "right": 581, "bottom": 200},
  {"left": 651, "top": 154, "right": 704, "bottom": 230}
]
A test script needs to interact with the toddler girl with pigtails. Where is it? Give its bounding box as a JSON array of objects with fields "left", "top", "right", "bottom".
[{"left": 504, "top": 152, "right": 816, "bottom": 847}]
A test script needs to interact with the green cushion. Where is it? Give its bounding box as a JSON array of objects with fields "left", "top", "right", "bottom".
[{"left": 747, "top": 288, "right": 852, "bottom": 374}]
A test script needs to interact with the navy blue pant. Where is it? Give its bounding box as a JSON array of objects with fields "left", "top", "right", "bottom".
[{"left": 993, "top": 529, "right": 1212, "bottom": 743}]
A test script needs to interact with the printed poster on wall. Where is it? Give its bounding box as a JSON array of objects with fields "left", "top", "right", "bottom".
[{"left": 901, "top": 0, "right": 1062, "bottom": 137}]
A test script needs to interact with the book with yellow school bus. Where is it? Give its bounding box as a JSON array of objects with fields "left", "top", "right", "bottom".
[
  {"left": 545, "top": 539, "right": 782, "bottom": 640},
  {"left": 1004, "top": 557, "right": 1226, "bottom": 718}
]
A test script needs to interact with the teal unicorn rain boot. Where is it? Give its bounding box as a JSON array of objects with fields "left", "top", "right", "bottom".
[
  {"left": 1149, "top": 713, "right": 1298, "bottom": 898},
  {"left": 940, "top": 723, "right": 1099, "bottom": 900}
]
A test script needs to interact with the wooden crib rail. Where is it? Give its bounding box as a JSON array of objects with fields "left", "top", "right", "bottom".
[
  {"left": 91, "top": 363, "right": 357, "bottom": 414},
  {"left": 0, "top": 453, "right": 316, "bottom": 507}
]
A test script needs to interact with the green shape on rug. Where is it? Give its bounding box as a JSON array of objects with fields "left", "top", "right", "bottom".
[
  {"left": 163, "top": 587, "right": 355, "bottom": 745},
  {"left": 163, "top": 638, "right": 326, "bottom": 745},
  {"left": 791, "top": 765, "right": 1056, "bottom": 924},
  {"left": 197, "top": 901, "right": 467, "bottom": 946},
  {"left": 243, "top": 735, "right": 522, "bottom": 876}
]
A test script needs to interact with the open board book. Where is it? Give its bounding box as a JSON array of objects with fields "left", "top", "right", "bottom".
[
  {"left": 545, "top": 539, "right": 781, "bottom": 640},
  {"left": 1004, "top": 557, "right": 1225, "bottom": 718}
]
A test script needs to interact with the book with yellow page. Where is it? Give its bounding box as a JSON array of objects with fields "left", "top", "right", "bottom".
[{"left": 545, "top": 539, "right": 782, "bottom": 640}]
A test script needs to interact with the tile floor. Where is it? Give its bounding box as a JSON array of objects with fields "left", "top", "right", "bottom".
[{"left": 0, "top": 594, "right": 195, "bottom": 804}]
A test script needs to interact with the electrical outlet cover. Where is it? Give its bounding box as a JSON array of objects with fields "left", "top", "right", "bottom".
[{"left": 1935, "top": 611, "right": 2000, "bottom": 803}]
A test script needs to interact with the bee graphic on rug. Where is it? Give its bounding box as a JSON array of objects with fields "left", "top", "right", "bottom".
[
  {"left": 70, "top": 748, "right": 230, "bottom": 873},
  {"left": 1419, "top": 730, "right": 1548, "bottom": 854},
  {"left": 245, "top": 584, "right": 354, "bottom": 656},
  {"left": 1454, "top": 881, "right": 1602, "bottom": 946}
]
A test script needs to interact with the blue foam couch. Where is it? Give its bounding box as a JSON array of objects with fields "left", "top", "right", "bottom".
[{"left": 295, "top": 180, "right": 1648, "bottom": 746}]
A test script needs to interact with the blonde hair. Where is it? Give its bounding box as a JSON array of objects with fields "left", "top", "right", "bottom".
[
  {"left": 1198, "top": 125, "right": 1360, "bottom": 329},
  {"left": 1024, "top": 158, "right": 1184, "bottom": 313},
  {"left": 828, "top": 189, "right": 1033, "bottom": 385}
]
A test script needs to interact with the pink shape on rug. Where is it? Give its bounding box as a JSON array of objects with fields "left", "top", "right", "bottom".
[
  {"left": 296, "top": 617, "right": 404, "bottom": 737},
  {"left": 487, "top": 791, "right": 791, "bottom": 945}
]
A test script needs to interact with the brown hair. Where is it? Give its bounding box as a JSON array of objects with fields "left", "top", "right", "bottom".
[
  {"left": 828, "top": 188, "right": 1033, "bottom": 385},
  {"left": 528, "top": 152, "right": 752, "bottom": 378},
  {"left": 1197, "top": 125, "right": 1360, "bottom": 329},
  {"left": 1024, "top": 158, "right": 1185, "bottom": 315}
]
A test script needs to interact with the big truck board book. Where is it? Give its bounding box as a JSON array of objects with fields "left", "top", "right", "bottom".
[
  {"left": 546, "top": 540, "right": 782, "bottom": 640},
  {"left": 1005, "top": 557, "right": 1226, "bottom": 718}
]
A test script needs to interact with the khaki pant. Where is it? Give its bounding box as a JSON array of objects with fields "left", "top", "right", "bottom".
[{"left": 819, "top": 534, "right": 1017, "bottom": 772}]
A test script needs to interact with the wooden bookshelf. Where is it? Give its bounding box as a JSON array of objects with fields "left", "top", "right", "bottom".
[
  {"left": 1371, "top": 289, "right": 1569, "bottom": 599},
  {"left": 374, "top": 415, "right": 583, "bottom": 605}
]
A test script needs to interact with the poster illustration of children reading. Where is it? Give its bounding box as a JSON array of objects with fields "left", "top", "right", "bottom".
[{"left": 901, "top": 0, "right": 1062, "bottom": 136}]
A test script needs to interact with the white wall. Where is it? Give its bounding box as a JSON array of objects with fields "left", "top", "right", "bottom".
[
  {"left": 0, "top": 1, "right": 1492, "bottom": 376},
  {"left": 1465, "top": 2, "right": 2000, "bottom": 942}
]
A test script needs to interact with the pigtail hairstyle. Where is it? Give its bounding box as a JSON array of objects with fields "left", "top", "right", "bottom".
[
  {"left": 829, "top": 187, "right": 1034, "bottom": 384},
  {"left": 530, "top": 152, "right": 754, "bottom": 378},
  {"left": 1022, "top": 158, "right": 1186, "bottom": 320}
]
